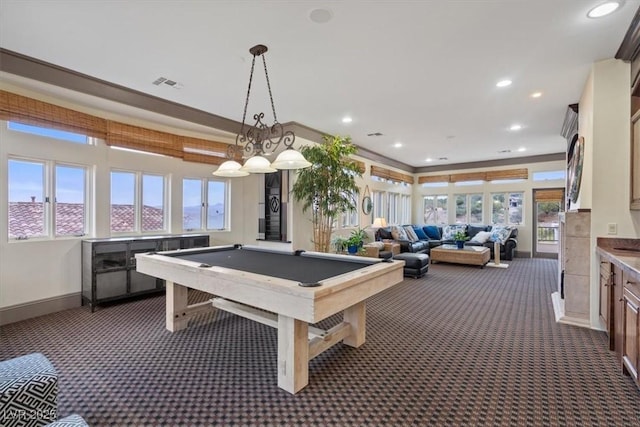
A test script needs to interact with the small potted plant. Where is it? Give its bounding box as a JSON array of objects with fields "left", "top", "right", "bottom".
[
  {"left": 346, "top": 228, "right": 369, "bottom": 254},
  {"left": 331, "top": 236, "right": 347, "bottom": 254},
  {"left": 453, "top": 230, "right": 467, "bottom": 249}
]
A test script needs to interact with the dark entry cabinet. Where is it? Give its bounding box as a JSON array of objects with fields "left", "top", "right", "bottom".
[{"left": 82, "top": 234, "right": 209, "bottom": 311}]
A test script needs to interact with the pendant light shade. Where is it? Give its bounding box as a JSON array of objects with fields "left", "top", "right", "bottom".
[
  {"left": 212, "top": 160, "right": 250, "bottom": 177},
  {"left": 271, "top": 149, "right": 313, "bottom": 170},
  {"left": 240, "top": 155, "right": 277, "bottom": 174}
]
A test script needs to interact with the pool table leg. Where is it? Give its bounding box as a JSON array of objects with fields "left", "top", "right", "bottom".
[
  {"left": 277, "top": 315, "right": 309, "bottom": 394},
  {"left": 343, "top": 301, "right": 366, "bottom": 348},
  {"left": 166, "top": 281, "right": 189, "bottom": 332}
]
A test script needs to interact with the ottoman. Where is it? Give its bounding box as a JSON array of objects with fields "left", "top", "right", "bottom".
[{"left": 393, "top": 253, "right": 430, "bottom": 278}]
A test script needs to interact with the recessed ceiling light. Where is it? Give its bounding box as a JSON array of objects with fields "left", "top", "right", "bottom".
[
  {"left": 517, "top": 147, "right": 526, "bottom": 152},
  {"left": 393, "top": 142, "right": 402, "bottom": 148},
  {"left": 425, "top": 158, "right": 433, "bottom": 162},
  {"left": 342, "top": 117, "right": 352, "bottom": 123},
  {"left": 309, "top": 8, "right": 333, "bottom": 23},
  {"left": 496, "top": 79, "right": 512, "bottom": 88},
  {"left": 510, "top": 124, "right": 522, "bottom": 131},
  {"left": 587, "top": 1, "right": 621, "bottom": 18},
  {"left": 531, "top": 92, "right": 542, "bottom": 98}
]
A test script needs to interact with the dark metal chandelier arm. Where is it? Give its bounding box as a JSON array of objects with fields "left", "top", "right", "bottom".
[
  {"left": 239, "top": 48, "right": 259, "bottom": 138},
  {"left": 261, "top": 54, "right": 278, "bottom": 123}
]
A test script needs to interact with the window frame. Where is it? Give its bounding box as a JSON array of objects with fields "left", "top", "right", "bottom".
[
  {"left": 181, "top": 177, "right": 230, "bottom": 232},
  {"left": 8, "top": 156, "right": 90, "bottom": 241},
  {"left": 110, "top": 169, "right": 168, "bottom": 235},
  {"left": 491, "top": 191, "right": 524, "bottom": 226},
  {"left": 423, "top": 194, "right": 448, "bottom": 225}
]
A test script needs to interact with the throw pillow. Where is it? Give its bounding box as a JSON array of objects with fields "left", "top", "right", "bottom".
[
  {"left": 423, "top": 225, "right": 441, "bottom": 240},
  {"left": 467, "top": 225, "right": 489, "bottom": 239},
  {"left": 390, "top": 226, "right": 409, "bottom": 241},
  {"left": 442, "top": 224, "right": 467, "bottom": 241},
  {"left": 470, "top": 230, "right": 492, "bottom": 244},
  {"left": 489, "top": 226, "right": 513, "bottom": 244},
  {"left": 413, "top": 226, "right": 428, "bottom": 240},
  {"left": 403, "top": 225, "right": 419, "bottom": 242},
  {"left": 378, "top": 228, "right": 393, "bottom": 240}
]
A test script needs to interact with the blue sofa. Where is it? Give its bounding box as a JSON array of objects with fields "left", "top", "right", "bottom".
[{"left": 376, "top": 224, "right": 518, "bottom": 261}]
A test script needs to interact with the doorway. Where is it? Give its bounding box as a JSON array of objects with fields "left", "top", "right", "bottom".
[{"left": 532, "top": 188, "right": 564, "bottom": 259}]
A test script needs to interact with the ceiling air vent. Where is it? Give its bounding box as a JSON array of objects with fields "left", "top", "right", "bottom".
[
  {"left": 152, "top": 77, "right": 183, "bottom": 89},
  {"left": 367, "top": 132, "right": 383, "bottom": 137}
]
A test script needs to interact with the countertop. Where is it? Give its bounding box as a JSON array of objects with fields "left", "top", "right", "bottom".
[{"left": 596, "top": 238, "right": 640, "bottom": 283}]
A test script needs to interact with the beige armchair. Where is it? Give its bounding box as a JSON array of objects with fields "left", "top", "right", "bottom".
[{"left": 363, "top": 241, "right": 400, "bottom": 259}]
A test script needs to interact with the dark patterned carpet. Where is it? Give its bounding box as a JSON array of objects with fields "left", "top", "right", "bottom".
[{"left": 1, "top": 258, "right": 639, "bottom": 426}]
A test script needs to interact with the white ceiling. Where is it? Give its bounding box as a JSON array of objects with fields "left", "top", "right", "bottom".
[{"left": 0, "top": 0, "right": 637, "bottom": 169}]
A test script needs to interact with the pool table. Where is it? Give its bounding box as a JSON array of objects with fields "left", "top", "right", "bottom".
[{"left": 135, "top": 244, "right": 404, "bottom": 394}]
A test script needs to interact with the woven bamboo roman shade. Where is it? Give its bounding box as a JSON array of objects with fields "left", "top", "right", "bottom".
[
  {"left": 534, "top": 189, "right": 564, "bottom": 202},
  {"left": 448, "top": 171, "right": 487, "bottom": 182},
  {"left": 0, "top": 90, "right": 108, "bottom": 138},
  {"left": 106, "top": 122, "right": 183, "bottom": 158},
  {"left": 485, "top": 168, "right": 528, "bottom": 181},
  {"left": 353, "top": 160, "right": 366, "bottom": 174},
  {"left": 1, "top": 90, "right": 237, "bottom": 166},
  {"left": 417, "top": 174, "right": 450, "bottom": 184},
  {"left": 182, "top": 136, "right": 240, "bottom": 166},
  {"left": 370, "top": 166, "right": 414, "bottom": 184}
]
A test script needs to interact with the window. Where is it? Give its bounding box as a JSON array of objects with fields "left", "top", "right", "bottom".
[
  {"left": 454, "top": 194, "right": 467, "bottom": 223},
  {"left": 183, "top": 179, "right": 203, "bottom": 230},
  {"left": 55, "top": 165, "right": 86, "bottom": 236},
  {"left": 388, "top": 192, "right": 400, "bottom": 225},
  {"left": 492, "top": 192, "right": 524, "bottom": 225},
  {"left": 142, "top": 174, "right": 165, "bottom": 232},
  {"left": 423, "top": 195, "right": 447, "bottom": 224},
  {"left": 533, "top": 170, "right": 566, "bottom": 181},
  {"left": 111, "top": 171, "right": 136, "bottom": 233},
  {"left": 340, "top": 190, "right": 359, "bottom": 228},
  {"left": 8, "top": 122, "right": 90, "bottom": 144},
  {"left": 372, "top": 191, "right": 386, "bottom": 221},
  {"left": 8, "top": 159, "right": 45, "bottom": 239},
  {"left": 207, "top": 180, "right": 226, "bottom": 230},
  {"left": 8, "top": 159, "right": 88, "bottom": 239},
  {"left": 455, "top": 193, "right": 483, "bottom": 224},
  {"left": 400, "top": 195, "right": 411, "bottom": 225},
  {"left": 181, "top": 178, "right": 228, "bottom": 231},
  {"left": 454, "top": 180, "right": 483, "bottom": 186},
  {"left": 111, "top": 171, "right": 167, "bottom": 233}
]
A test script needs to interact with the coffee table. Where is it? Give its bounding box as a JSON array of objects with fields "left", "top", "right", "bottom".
[{"left": 430, "top": 245, "right": 490, "bottom": 268}]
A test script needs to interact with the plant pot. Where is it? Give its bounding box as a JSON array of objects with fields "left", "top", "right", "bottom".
[
  {"left": 456, "top": 240, "right": 464, "bottom": 249},
  {"left": 347, "top": 245, "right": 359, "bottom": 254}
]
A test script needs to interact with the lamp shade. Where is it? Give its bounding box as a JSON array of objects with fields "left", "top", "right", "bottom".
[
  {"left": 241, "top": 155, "right": 277, "bottom": 173},
  {"left": 271, "top": 149, "right": 312, "bottom": 170},
  {"left": 213, "top": 160, "right": 249, "bottom": 177},
  {"left": 372, "top": 217, "right": 387, "bottom": 228}
]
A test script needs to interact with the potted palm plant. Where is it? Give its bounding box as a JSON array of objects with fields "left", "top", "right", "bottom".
[{"left": 291, "top": 135, "right": 362, "bottom": 252}]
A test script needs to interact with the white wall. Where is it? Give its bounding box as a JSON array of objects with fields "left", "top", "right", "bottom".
[
  {"left": 580, "top": 58, "right": 640, "bottom": 328},
  {"left": 414, "top": 160, "right": 566, "bottom": 255}
]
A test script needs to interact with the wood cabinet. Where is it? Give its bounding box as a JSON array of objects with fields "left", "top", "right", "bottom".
[
  {"left": 82, "top": 234, "right": 209, "bottom": 311},
  {"left": 613, "top": 264, "right": 625, "bottom": 360},
  {"left": 599, "top": 260, "right": 613, "bottom": 349},
  {"left": 622, "top": 276, "right": 640, "bottom": 385},
  {"left": 631, "top": 110, "right": 640, "bottom": 210}
]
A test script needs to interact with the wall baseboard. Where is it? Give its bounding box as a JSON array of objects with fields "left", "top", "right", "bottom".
[{"left": 0, "top": 293, "right": 81, "bottom": 326}]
